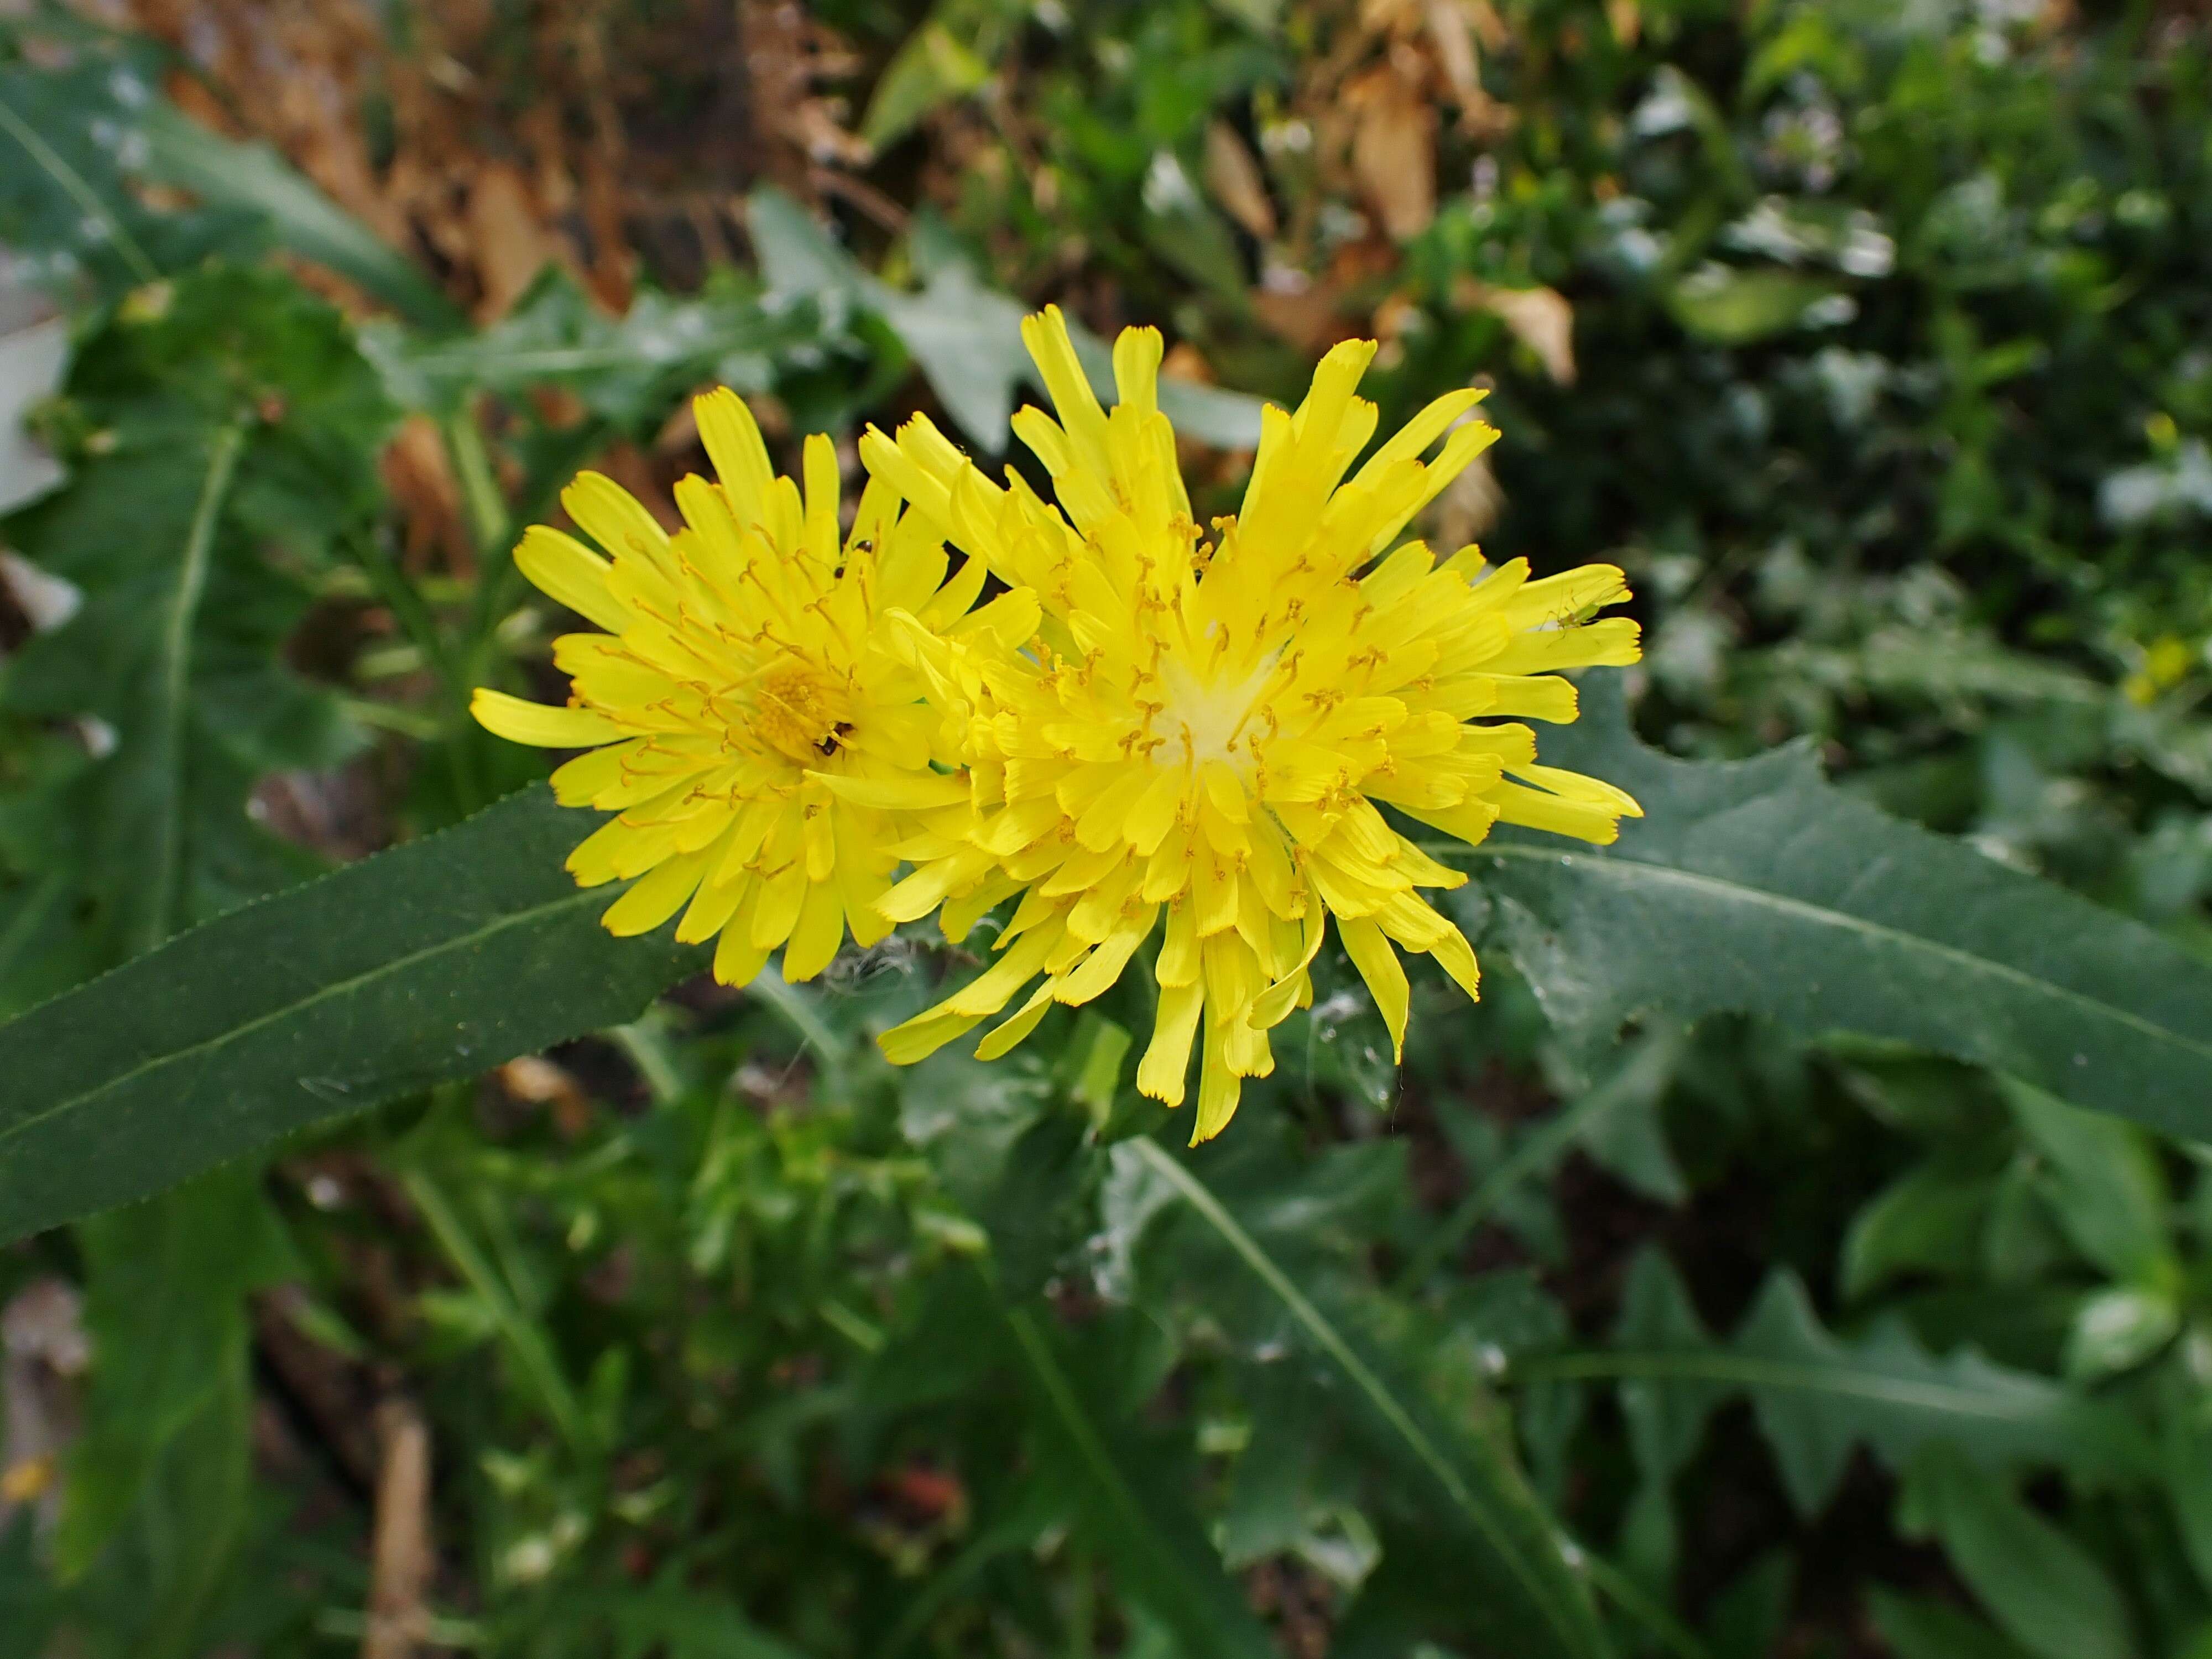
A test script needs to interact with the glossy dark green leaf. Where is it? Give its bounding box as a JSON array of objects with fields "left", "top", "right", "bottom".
[
  {"left": 0, "top": 785, "right": 699, "bottom": 1244},
  {"left": 1477, "top": 674, "right": 2212, "bottom": 1140}
]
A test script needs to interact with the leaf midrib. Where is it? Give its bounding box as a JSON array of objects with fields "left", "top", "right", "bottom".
[
  {"left": 1478, "top": 842, "right": 2212, "bottom": 1062},
  {"left": 143, "top": 424, "right": 246, "bottom": 954},
  {"left": 0, "top": 886, "right": 603, "bottom": 1152},
  {"left": 1516, "top": 1349, "right": 2075, "bottom": 1421},
  {"left": 0, "top": 81, "right": 160, "bottom": 284},
  {"left": 1132, "top": 1140, "right": 1602, "bottom": 1658}
]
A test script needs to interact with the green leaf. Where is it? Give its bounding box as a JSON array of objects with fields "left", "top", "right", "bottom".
[
  {"left": 0, "top": 59, "right": 238, "bottom": 302},
  {"left": 1399, "top": 1028, "right": 1687, "bottom": 1286},
  {"left": 1869, "top": 1589, "right": 2041, "bottom": 1659},
  {"left": 0, "top": 784, "right": 700, "bottom": 1244},
  {"left": 1615, "top": 1250, "right": 1722, "bottom": 1462},
  {"left": 362, "top": 266, "right": 816, "bottom": 426},
  {"left": 581, "top": 1582, "right": 811, "bottom": 1659},
  {"left": 1005, "top": 1305, "right": 1278, "bottom": 1659},
  {"left": 1525, "top": 1267, "right": 2146, "bottom": 1517},
  {"left": 1842, "top": 1157, "right": 2000, "bottom": 1299},
  {"left": 859, "top": 21, "right": 993, "bottom": 152},
  {"left": 747, "top": 187, "right": 1267, "bottom": 451},
  {"left": 56, "top": 1166, "right": 289, "bottom": 1618},
  {"left": 1128, "top": 1138, "right": 1613, "bottom": 1659},
  {"left": 1611, "top": 1249, "right": 1722, "bottom": 1587},
  {"left": 0, "top": 36, "right": 451, "bottom": 328},
  {"left": 1475, "top": 673, "right": 2212, "bottom": 1141},
  {"left": 134, "top": 102, "right": 460, "bottom": 331},
  {"left": 0, "top": 267, "right": 388, "bottom": 1000},
  {"left": 2004, "top": 1080, "right": 2176, "bottom": 1287},
  {"left": 1900, "top": 1444, "right": 2139, "bottom": 1659}
]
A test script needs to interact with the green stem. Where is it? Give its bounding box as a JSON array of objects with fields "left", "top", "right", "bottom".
[
  {"left": 446, "top": 408, "right": 510, "bottom": 552},
  {"left": 143, "top": 422, "right": 246, "bottom": 953}
]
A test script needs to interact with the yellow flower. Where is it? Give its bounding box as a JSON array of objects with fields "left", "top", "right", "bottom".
[
  {"left": 862, "top": 308, "right": 1643, "bottom": 1142},
  {"left": 472, "top": 388, "right": 988, "bottom": 987}
]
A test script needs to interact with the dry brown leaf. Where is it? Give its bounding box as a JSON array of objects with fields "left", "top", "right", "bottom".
[
  {"left": 1, "top": 1279, "right": 86, "bottom": 1535},
  {"left": 1254, "top": 277, "right": 1349, "bottom": 353},
  {"left": 1204, "top": 120, "right": 1277, "bottom": 240},
  {"left": 466, "top": 161, "right": 565, "bottom": 320},
  {"left": 1345, "top": 64, "right": 1437, "bottom": 240},
  {"left": 499, "top": 1053, "right": 593, "bottom": 1138},
  {"left": 1457, "top": 276, "right": 1576, "bottom": 384},
  {"left": 382, "top": 415, "right": 472, "bottom": 575}
]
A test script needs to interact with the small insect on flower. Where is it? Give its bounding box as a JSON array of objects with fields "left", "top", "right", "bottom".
[
  {"left": 471, "top": 389, "right": 995, "bottom": 988},
  {"left": 862, "top": 307, "right": 1644, "bottom": 1143}
]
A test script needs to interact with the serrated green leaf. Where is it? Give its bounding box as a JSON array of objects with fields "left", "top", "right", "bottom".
[
  {"left": 1526, "top": 1266, "right": 2147, "bottom": 1517},
  {"left": 0, "top": 59, "right": 247, "bottom": 303},
  {"left": 1614, "top": 1250, "right": 1724, "bottom": 1493},
  {"left": 0, "top": 265, "right": 388, "bottom": 997},
  {"left": 362, "top": 267, "right": 815, "bottom": 426},
  {"left": 1611, "top": 1248, "right": 1721, "bottom": 1588},
  {"left": 1475, "top": 673, "right": 2212, "bottom": 1141},
  {"left": 0, "top": 785, "right": 699, "bottom": 1244}
]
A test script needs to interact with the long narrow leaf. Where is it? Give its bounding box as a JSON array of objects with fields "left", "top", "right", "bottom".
[
  {"left": 135, "top": 102, "right": 462, "bottom": 330},
  {"left": 0, "top": 786, "right": 696, "bottom": 1243},
  {"left": 1005, "top": 1305, "right": 1278, "bottom": 1659},
  {"left": 1130, "top": 1139, "right": 1613, "bottom": 1659}
]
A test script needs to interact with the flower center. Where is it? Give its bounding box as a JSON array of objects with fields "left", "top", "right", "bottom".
[
  {"left": 753, "top": 660, "right": 853, "bottom": 764},
  {"left": 1155, "top": 651, "right": 1277, "bottom": 778}
]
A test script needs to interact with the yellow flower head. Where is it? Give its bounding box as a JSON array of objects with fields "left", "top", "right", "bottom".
[
  {"left": 472, "top": 388, "right": 985, "bottom": 987},
  {"left": 862, "top": 308, "right": 1643, "bottom": 1142}
]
